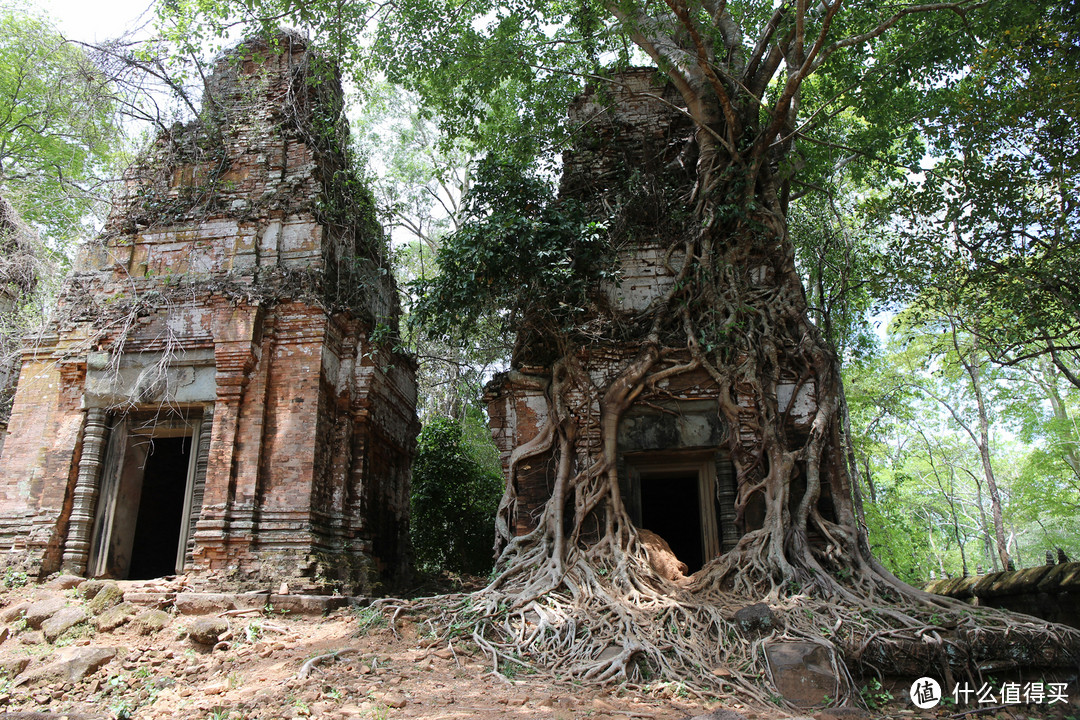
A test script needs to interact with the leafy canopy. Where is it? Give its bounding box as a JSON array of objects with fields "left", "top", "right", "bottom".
[
  {"left": 886, "top": 0, "right": 1080, "bottom": 372},
  {"left": 0, "top": 7, "right": 120, "bottom": 244},
  {"left": 412, "top": 157, "right": 614, "bottom": 343}
]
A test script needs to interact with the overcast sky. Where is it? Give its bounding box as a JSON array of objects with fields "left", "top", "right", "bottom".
[{"left": 39, "top": 0, "right": 157, "bottom": 42}]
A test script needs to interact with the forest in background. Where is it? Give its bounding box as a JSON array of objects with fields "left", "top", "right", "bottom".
[{"left": 0, "top": 0, "right": 1076, "bottom": 587}]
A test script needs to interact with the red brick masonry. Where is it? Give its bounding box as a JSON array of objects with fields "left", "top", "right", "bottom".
[{"left": 0, "top": 33, "right": 417, "bottom": 593}]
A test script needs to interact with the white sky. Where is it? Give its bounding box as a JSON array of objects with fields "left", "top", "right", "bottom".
[{"left": 38, "top": 0, "right": 157, "bottom": 42}]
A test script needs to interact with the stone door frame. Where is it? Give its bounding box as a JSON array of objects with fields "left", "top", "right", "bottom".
[
  {"left": 624, "top": 449, "right": 723, "bottom": 567},
  {"left": 83, "top": 409, "right": 209, "bottom": 579}
]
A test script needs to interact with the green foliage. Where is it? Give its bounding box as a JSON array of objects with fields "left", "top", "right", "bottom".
[
  {"left": 789, "top": 186, "right": 889, "bottom": 363},
  {"left": 859, "top": 678, "right": 894, "bottom": 710},
  {"left": 352, "top": 606, "right": 387, "bottom": 634},
  {"left": 0, "top": 7, "right": 120, "bottom": 243},
  {"left": 885, "top": 0, "right": 1080, "bottom": 368},
  {"left": 414, "top": 157, "right": 613, "bottom": 343},
  {"left": 1, "top": 567, "right": 27, "bottom": 589},
  {"left": 410, "top": 415, "right": 504, "bottom": 574},
  {"left": 848, "top": 310, "right": 1080, "bottom": 581}
]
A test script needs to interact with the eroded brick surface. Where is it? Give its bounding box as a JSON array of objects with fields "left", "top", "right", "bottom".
[{"left": 0, "top": 32, "right": 418, "bottom": 593}]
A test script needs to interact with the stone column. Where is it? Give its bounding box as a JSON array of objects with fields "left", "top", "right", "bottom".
[
  {"left": 190, "top": 303, "right": 260, "bottom": 573},
  {"left": 61, "top": 407, "right": 108, "bottom": 575},
  {"left": 190, "top": 348, "right": 253, "bottom": 570},
  {"left": 184, "top": 406, "right": 214, "bottom": 568}
]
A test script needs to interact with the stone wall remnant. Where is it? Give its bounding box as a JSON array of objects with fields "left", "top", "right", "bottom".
[{"left": 0, "top": 31, "right": 418, "bottom": 593}]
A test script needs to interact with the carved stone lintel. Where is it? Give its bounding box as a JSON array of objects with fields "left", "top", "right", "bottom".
[{"left": 61, "top": 408, "right": 108, "bottom": 575}]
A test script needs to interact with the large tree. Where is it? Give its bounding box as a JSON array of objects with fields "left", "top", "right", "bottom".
[
  {"left": 163, "top": 0, "right": 1080, "bottom": 701},
  {"left": 0, "top": 8, "right": 119, "bottom": 242},
  {"left": 0, "top": 7, "right": 121, "bottom": 425}
]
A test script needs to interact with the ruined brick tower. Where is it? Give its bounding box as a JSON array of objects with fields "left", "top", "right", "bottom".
[
  {"left": 485, "top": 71, "right": 820, "bottom": 573},
  {"left": 0, "top": 32, "right": 418, "bottom": 592}
]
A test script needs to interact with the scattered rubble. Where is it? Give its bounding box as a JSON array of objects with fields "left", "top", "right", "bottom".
[{"left": 0, "top": 577, "right": 1075, "bottom": 719}]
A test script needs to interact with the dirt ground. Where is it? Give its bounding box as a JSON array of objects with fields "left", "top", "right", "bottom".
[{"left": 0, "top": 577, "right": 1076, "bottom": 720}]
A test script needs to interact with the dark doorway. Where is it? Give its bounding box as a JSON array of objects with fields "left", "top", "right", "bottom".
[
  {"left": 127, "top": 437, "right": 191, "bottom": 580},
  {"left": 640, "top": 471, "right": 704, "bottom": 572}
]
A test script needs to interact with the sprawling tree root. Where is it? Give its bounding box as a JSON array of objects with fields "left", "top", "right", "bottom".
[
  {"left": 379, "top": 550, "right": 1079, "bottom": 709},
  {"left": 382, "top": 5, "right": 1080, "bottom": 704},
  {"left": 379, "top": 157, "right": 1080, "bottom": 707}
]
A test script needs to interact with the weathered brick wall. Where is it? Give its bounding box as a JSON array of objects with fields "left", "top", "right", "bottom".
[{"left": 0, "top": 31, "right": 418, "bottom": 592}]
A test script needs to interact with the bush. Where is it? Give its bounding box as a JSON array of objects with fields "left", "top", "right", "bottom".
[{"left": 410, "top": 416, "right": 504, "bottom": 574}]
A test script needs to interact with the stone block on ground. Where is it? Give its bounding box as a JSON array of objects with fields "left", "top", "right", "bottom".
[
  {"left": 765, "top": 641, "right": 842, "bottom": 708},
  {"left": 18, "top": 630, "right": 44, "bottom": 645},
  {"left": 733, "top": 603, "right": 776, "bottom": 634},
  {"left": 95, "top": 602, "right": 138, "bottom": 632},
  {"left": 638, "top": 528, "right": 689, "bottom": 582},
  {"left": 186, "top": 617, "right": 228, "bottom": 645},
  {"left": 87, "top": 581, "right": 124, "bottom": 615},
  {"left": 234, "top": 591, "right": 271, "bottom": 611},
  {"left": 268, "top": 594, "right": 347, "bottom": 615},
  {"left": 47, "top": 574, "right": 84, "bottom": 590},
  {"left": 15, "top": 646, "right": 117, "bottom": 686},
  {"left": 174, "top": 592, "right": 233, "bottom": 615},
  {"left": 133, "top": 609, "right": 172, "bottom": 635},
  {"left": 22, "top": 596, "right": 66, "bottom": 629},
  {"left": 122, "top": 592, "right": 174, "bottom": 608},
  {"left": 42, "top": 605, "right": 89, "bottom": 641},
  {"left": 77, "top": 579, "right": 106, "bottom": 600},
  {"left": 0, "top": 601, "right": 30, "bottom": 623},
  {"left": 0, "top": 656, "right": 30, "bottom": 677}
]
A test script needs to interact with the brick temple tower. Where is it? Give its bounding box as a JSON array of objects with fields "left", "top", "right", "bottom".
[{"left": 0, "top": 32, "right": 418, "bottom": 593}]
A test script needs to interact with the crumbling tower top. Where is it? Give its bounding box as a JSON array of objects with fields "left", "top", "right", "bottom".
[
  {"left": 0, "top": 31, "right": 417, "bottom": 591},
  {"left": 90, "top": 30, "right": 392, "bottom": 321},
  {"left": 560, "top": 69, "right": 692, "bottom": 200}
]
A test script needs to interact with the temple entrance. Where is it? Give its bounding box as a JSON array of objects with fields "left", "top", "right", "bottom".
[
  {"left": 625, "top": 451, "right": 732, "bottom": 573},
  {"left": 87, "top": 415, "right": 202, "bottom": 579},
  {"left": 127, "top": 437, "right": 191, "bottom": 580},
  {"left": 640, "top": 469, "right": 704, "bottom": 571}
]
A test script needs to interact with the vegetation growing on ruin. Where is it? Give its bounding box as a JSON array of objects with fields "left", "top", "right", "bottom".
[
  {"left": 0, "top": 0, "right": 1074, "bottom": 709},
  {"left": 147, "top": 0, "right": 1080, "bottom": 705}
]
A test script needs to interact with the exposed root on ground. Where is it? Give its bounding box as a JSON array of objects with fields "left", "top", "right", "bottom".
[{"left": 376, "top": 553, "right": 1080, "bottom": 710}]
